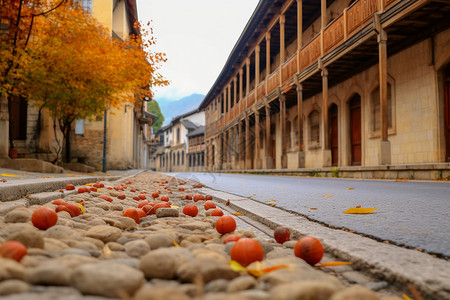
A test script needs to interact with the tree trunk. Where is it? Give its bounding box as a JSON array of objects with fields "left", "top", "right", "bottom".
[{"left": 64, "top": 122, "right": 71, "bottom": 163}]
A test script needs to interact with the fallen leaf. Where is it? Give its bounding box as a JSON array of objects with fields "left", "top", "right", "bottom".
[
  {"left": 403, "top": 294, "right": 413, "bottom": 300},
  {"left": 67, "top": 174, "right": 80, "bottom": 177},
  {"left": 343, "top": 207, "right": 376, "bottom": 214},
  {"left": 396, "top": 178, "right": 408, "bottom": 182},
  {"left": 23, "top": 194, "right": 30, "bottom": 198},
  {"left": 355, "top": 205, "right": 361, "bottom": 208},
  {"left": 229, "top": 260, "right": 246, "bottom": 272},
  {"left": 266, "top": 199, "right": 277, "bottom": 202},
  {"left": 75, "top": 203, "right": 86, "bottom": 214},
  {"left": 322, "top": 195, "right": 334, "bottom": 197},
  {"left": 0, "top": 179, "right": 7, "bottom": 182},
  {"left": 396, "top": 228, "right": 405, "bottom": 231},
  {"left": 346, "top": 187, "right": 355, "bottom": 190},
  {"left": 253, "top": 193, "right": 256, "bottom": 195},
  {"left": 170, "top": 205, "right": 179, "bottom": 209},
  {"left": 1, "top": 173, "right": 20, "bottom": 177},
  {"left": 316, "top": 261, "right": 353, "bottom": 267},
  {"left": 310, "top": 207, "right": 318, "bottom": 210},
  {"left": 269, "top": 204, "right": 276, "bottom": 207},
  {"left": 233, "top": 212, "right": 245, "bottom": 216},
  {"left": 173, "top": 241, "right": 180, "bottom": 247},
  {"left": 410, "top": 232, "right": 430, "bottom": 235}
]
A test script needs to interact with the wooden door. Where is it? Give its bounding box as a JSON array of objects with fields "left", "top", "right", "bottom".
[
  {"left": 329, "top": 104, "right": 338, "bottom": 166},
  {"left": 445, "top": 74, "right": 450, "bottom": 162},
  {"left": 9, "top": 96, "right": 27, "bottom": 140},
  {"left": 350, "top": 95, "right": 362, "bottom": 166}
]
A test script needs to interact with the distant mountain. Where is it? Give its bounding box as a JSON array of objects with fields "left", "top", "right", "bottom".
[{"left": 157, "top": 93, "right": 204, "bottom": 125}]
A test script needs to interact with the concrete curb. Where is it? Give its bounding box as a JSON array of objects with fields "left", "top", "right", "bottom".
[
  {"left": 198, "top": 186, "right": 450, "bottom": 300},
  {"left": 0, "top": 175, "right": 121, "bottom": 202}
]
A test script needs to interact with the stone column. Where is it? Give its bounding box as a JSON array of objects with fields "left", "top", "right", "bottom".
[
  {"left": 245, "top": 114, "right": 250, "bottom": 169},
  {"left": 254, "top": 109, "right": 261, "bottom": 169},
  {"left": 296, "top": 82, "right": 305, "bottom": 167},
  {"left": 219, "top": 134, "right": 223, "bottom": 170},
  {"left": 280, "top": 93, "right": 287, "bottom": 168},
  {"left": 234, "top": 125, "right": 239, "bottom": 169},
  {"left": 264, "top": 104, "right": 272, "bottom": 169},
  {"left": 0, "top": 95, "right": 9, "bottom": 158},
  {"left": 297, "top": 0, "right": 303, "bottom": 72},
  {"left": 321, "top": 68, "right": 331, "bottom": 167},
  {"left": 266, "top": 33, "right": 271, "bottom": 95},
  {"left": 378, "top": 27, "right": 391, "bottom": 165},
  {"left": 238, "top": 120, "right": 244, "bottom": 169}
]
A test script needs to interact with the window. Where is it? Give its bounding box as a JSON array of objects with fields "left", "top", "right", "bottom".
[
  {"left": 177, "top": 152, "right": 180, "bottom": 166},
  {"left": 309, "top": 110, "right": 320, "bottom": 146},
  {"left": 82, "top": 0, "right": 92, "bottom": 11},
  {"left": 176, "top": 128, "right": 180, "bottom": 144},
  {"left": 182, "top": 151, "right": 185, "bottom": 165},
  {"left": 75, "top": 120, "right": 84, "bottom": 135},
  {"left": 371, "top": 83, "right": 394, "bottom": 134}
]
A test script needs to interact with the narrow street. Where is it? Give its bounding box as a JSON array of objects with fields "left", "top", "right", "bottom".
[{"left": 167, "top": 172, "right": 450, "bottom": 257}]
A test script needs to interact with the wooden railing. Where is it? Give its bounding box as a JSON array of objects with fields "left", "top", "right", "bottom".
[
  {"left": 257, "top": 81, "right": 265, "bottom": 99},
  {"left": 240, "top": 98, "right": 246, "bottom": 113},
  {"left": 347, "top": 0, "right": 378, "bottom": 35},
  {"left": 267, "top": 68, "right": 280, "bottom": 95},
  {"left": 384, "top": 0, "right": 399, "bottom": 8},
  {"left": 247, "top": 89, "right": 256, "bottom": 107},
  {"left": 282, "top": 53, "right": 298, "bottom": 83},
  {"left": 323, "top": 14, "right": 345, "bottom": 52},
  {"left": 299, "top": 34, "right": 321, "bottom": 70}
]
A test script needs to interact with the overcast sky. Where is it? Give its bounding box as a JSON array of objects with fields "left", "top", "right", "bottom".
[{"left": 136, "top": 0, "right": 260, "bottom": 101}]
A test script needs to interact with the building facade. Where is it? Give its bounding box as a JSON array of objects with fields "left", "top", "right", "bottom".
[
  {"left": 153, "top": 109, "right": 205, "bottom": 172},
  {"left": 0, "top": 0, "right": 155, "bottom": 172},
  {"left": 199, "top": 0, "right": 450, "bottom": 174}
]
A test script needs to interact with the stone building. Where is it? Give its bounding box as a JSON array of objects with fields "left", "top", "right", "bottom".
[
  {"left": 153, "top": 109, "right": 205, "bottom": 172},
  {"left": 199, "top": 0, "right": 450, "bottom": 179},
  {"left": 0, "top": 0, "right": 155, "bottom": 172}
]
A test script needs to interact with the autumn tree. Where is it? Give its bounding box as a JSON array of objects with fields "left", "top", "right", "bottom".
[
  {"left": 0, "top": 0, "right": 66, "bottom": 151},
  {"left": 22, "top": 3, "right": 168, "bottom": 163},
  {"left": 147, "top": 100, "right": 165, "bottom": 133}
]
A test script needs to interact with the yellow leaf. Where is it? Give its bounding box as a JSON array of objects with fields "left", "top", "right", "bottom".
[
  {"left": 170, "top": 205, "right": 179, "bottom": 209},
  {"left": 266, "top": 199, "right": 277, "bottom": 202},
  {"left": 173, "top": 241, "right": 180, "bottom": 247},
  {"left": 310, "top": 207, "right": 318, "bottom": 210},
  {"left": 322, "top": 195, "right": 334, "bottom": 197},
  {"left": 316, "top": 261, "right": 353, "bottom": 267},
  {"left": 67, "top": 174, "right": 80, "bottom": 177},
  {"left": 403, "top": 294, "right": 413, "bottom": 300},
  {"left": 229, "top": 260, "right": 246, "bottom": 272},
  {"left": 253, "top": 193, "right": 256, "bottom": 195},
  {"left": 85, "top": 183, "right": 92, "bottom": 186},
  {"left": 346, "top": 187, "right": 355, "bottom": 190},
  {"left": 75, "top": 203, "right": 86, "bottom": 214},
  {"left": 1, "top": 173, "right": 20, "bottom": 177},
  {"left": 262, "top": 265, "right": 289, "bottom": 273},
  {"left": 233, "top": 212, "right": 245, "bottom": 216},
  {"left": 343, "top": 207, "right": 377, "bottom": 214},
  {"left": 269, "top": 204, "right": 276, "bottom": 207}
]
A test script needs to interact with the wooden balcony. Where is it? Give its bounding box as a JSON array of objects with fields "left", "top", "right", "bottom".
[
  {"left": 247, "top": 89, "right": 256, "bottom": 107},
  {"left": 257, "top": 81, "right": 266, "bottom": 99},
  {"left": 299, "top": 34, "right": 321, "bottom": 70},
  {"left": 347, "top": 0, "right": 379, "bottom": 36},
  {"left": 267, "top": 68, "right": 280, "bottom": 95},
  {"left": 282, "top": 53, "right": 298, "bottom": 83},
  {"left": 323, "top": 14, "right": 345, "bottom": 53}
]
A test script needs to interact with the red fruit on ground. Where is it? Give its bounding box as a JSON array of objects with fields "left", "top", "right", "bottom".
[
  {"left": 210, "top": 209, "right": 224, "bottom": 216},
  {"left": 142, "top": 205, "right": 153, "bottom": 215},
  {"left": 160, "top": 195, "right": 169, "bottom": 202},
  {"left": 204, "top": 201, "right": 216, "bottom": 210},
  {"left": 31, "top": 207, "right": 58, "bottom": 230},
  {"left": 183, "top": 204, "right": 198, "bottom": 217},
  {"left": 0, "top": 241, "right": 27, "bottom": 262},
  {"left": 123, "top": 208, "right": 140, "bottom": 224},
  {"left": 138, "top": 201, "right": 149, "bottom": 208},
  {"left": 224, "top": 234, "right": 241, "bottom": 244},
  {"left": 138, "top": 194, "right": 146, "bottom": 200},
  {"left": 99, "top": 194, "right": 113, "bottom": 202},
  {"left": 151, "top": 191, "right": 159, "bottom": 199},
  {"left": 230, "top": 238, "right": 264, "bottom": 267},
  {"left": 149, "top": 202, "right": 170, "bottom": 215},
  {"left": 65, "top": 184, "right": 75, "bottom": 190},
  {"left": 117, "top": 194, "right": 126, "bottom": 200},
  {"left": 55, "top": 205, "right": 74, "bottom": 216},
  {"left": 193, "top": 184, "right": 203, "bottom": 188},
  {"left": 133, "top": 196, "right": 140, "bottom": 201},
  {"left": 193, "top": 194, "right": 205, "bottom": 202},
  {"left": 137, "top": 209, "right": 146, "bottom": 219},
  {"left": 294, "top": 236, "right": 324, "bottom": 266},
  {"left": 62, "top": 203, "right": 82, "bottom": 217},
  {"left": 52, "top": 199, "right": 66, "bottom": 205},
  {"left": 178, "top": 187, "right": 185, "bottom": 191},
  {"left": 90, "top": 187, "right": 97, "bottom": 192},
  {"left": 205, "top": 195, "right": 213, "bottom": 200},
  {"left": 215, "top": 215, "right": 236, "bottom": 234},
  {"left": 77, "top": 186, "right": 89, "bottom": 193},
  {"left": 274, "top": 227, "right": 291, "bottom": 244},
  {"left": 185, "top": 195, "right": 192, "bottom": 200}
]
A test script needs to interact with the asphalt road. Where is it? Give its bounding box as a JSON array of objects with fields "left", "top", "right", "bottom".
[{"left": 166, "top": 172, "right": 450, "bottom": 257}]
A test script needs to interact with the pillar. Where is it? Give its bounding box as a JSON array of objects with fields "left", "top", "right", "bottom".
[
  {"left": 296, "top": 82, "right": 305, "bottom": 168},
  {"left": 234, "top": 77, "right": 238, "bottom": 106},
  {"left": 239, "top": 69, "right": 243, "bottom": 105},
  {"left": 280, "top": 94, "right": 287, "bottom": 168},
  {"left": 297, "top": 0, "right": 303, "bottom": 72},
  {"left": 0, "top": 95, "right": 9, "bottom": 158},
  {"left": 227, "top": 85, "right": 231, "bottom": 114},
  {"left": 264, "top": 104, "right": 272, "bottom": 169},
  {"left": 246, "top": 58, "right": 251, "bottom": 96},
  {"left": 378, "top": 28, "right": 391, "bottom": 165},
  {"left": 280, "top": 14, "right": 286, "bottom": 65},
  {"left": 255, "top": 45, "right": 260, "bottom": 86},
  {"left": 266, "top": 32, "right": 271, "bottom": 94},
  {"left": 321, "top": 0, "right": 326, "bottom": 56},
  {"left": 238, "top": 119, "right": 244, "bottom": 169},
  {"left": 321, "top": 68, "right": 331, "bottom": 167},
  {"left": 245, "top": 114, "right": 250, "bottom": 169},
  {"left": 254, "top": 109, "right": 261, "bottom": 168},
  {"left": 234, "top": 125, "right": 239, "bottom": 169}
]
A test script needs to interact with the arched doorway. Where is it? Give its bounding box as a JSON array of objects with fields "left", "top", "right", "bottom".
[
  {"left": 349, "top": 94, "right": 362, "bottom": 166},
  {"left": 329, "top": 103, "right": 338, "bottom": 166},
  {"left": 445, "top": 65, "right": 450, "bottom": 162}
]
